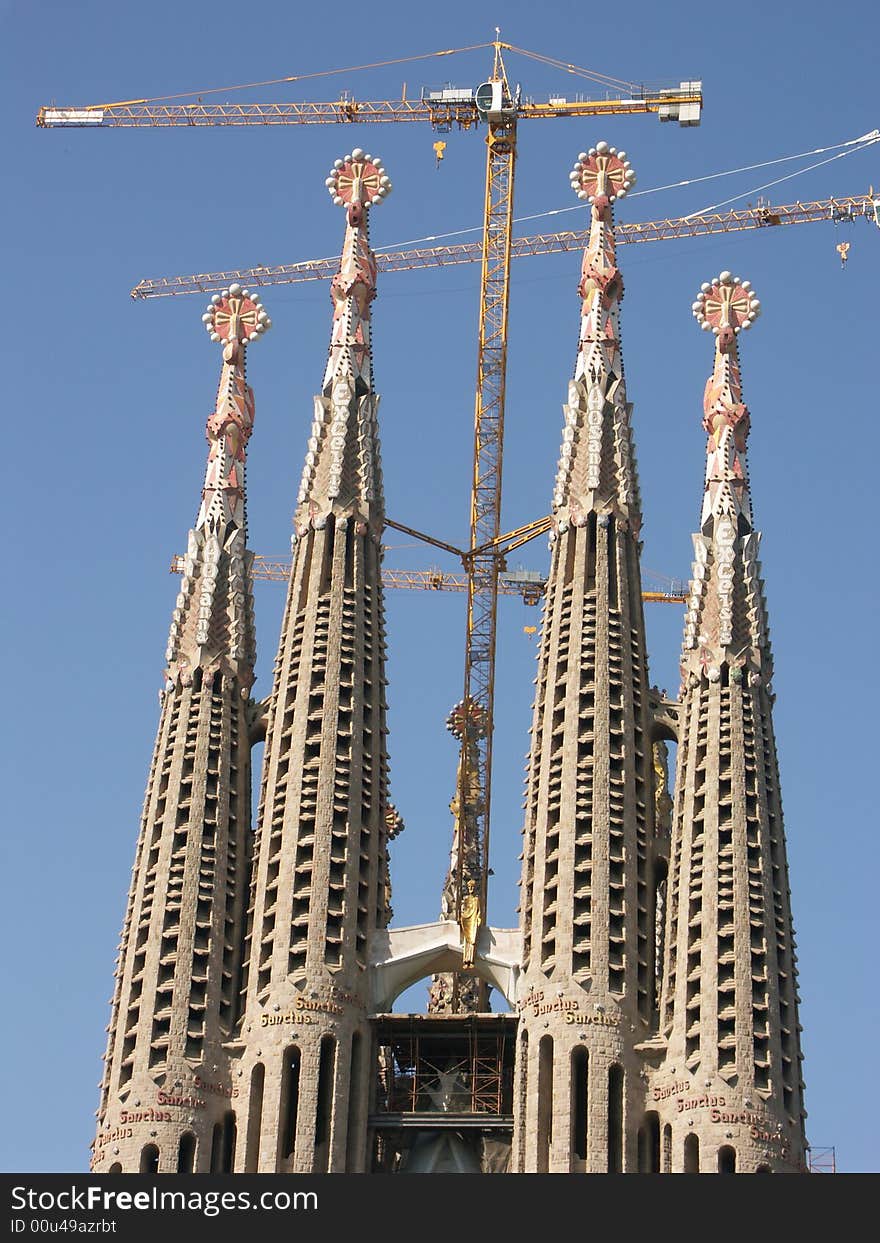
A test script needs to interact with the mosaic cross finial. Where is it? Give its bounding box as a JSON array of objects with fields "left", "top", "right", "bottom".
[
  {"left": 692, "top": 271, "right": 760, "bottom": 353},
  {"left": 202, "top": 283, "right": 271, "bottom": 363},
  {"left": 325, "top": 148, "right": 392, "bottom": 226},
  {"left": 569, "top": 141, "right": 636, "bottom": 213}
]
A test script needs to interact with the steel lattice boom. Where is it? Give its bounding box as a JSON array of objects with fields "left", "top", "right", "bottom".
[{"left": 129, "top": 194, "right": 879, "bottom": 299}]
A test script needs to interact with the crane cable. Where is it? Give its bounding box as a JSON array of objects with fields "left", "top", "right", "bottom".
[
  {"left": 93, "top": 44, "right": 495, "bottom": 108},
  {"left": 358, "top": 129, "right": 880, "bottom": 256},
  {"left": 92, "top": 41, "right": 644, "bottom": 110}
]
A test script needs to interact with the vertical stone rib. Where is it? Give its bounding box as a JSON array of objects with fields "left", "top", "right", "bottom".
[
  {"left": 92, "top": 294, "right": 269, "bottom": 1172},
  {"left": 655, "top": 273, "right": 807, "bottom": 1172}
]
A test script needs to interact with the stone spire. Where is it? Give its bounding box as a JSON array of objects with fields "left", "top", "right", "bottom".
[
  {"left": 682, "top": 273, "right": 765, "bottom": 679},
  {"left": 514, "top": 145, "right": 664, "bottom": 1172},
  {"left": 292, "top": 149, "right": 390, "bottom": 538},
  {"left": 235, "top": 151, "right": 396, "bottom": 1173},
  {"left": 553, "top": 142, "right": 640, "bottom": 530},
  {"left": 653, "top": 275, "right": 808, "bottom": 1172},
  {"left": 92, "top": 298, "right": 270, "bottom": 1173}
]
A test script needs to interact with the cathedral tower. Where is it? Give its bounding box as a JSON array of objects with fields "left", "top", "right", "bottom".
[
  {"left": 233, "top": 152, "right": 395, "bottom": 1173},
  {"left": 514, "top": 146, "right": 664, "bottom": 1173},
  {"left": 653, "top": 273, "right": 807, "bottom": 1172},
  {"left": 92, "top": 292, "right": 270, "bottom": 1173}
]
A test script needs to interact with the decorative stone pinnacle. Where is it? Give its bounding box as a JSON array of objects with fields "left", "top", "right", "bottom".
[
  {"left": 692, "top": 272, "right": 760, "bottom": 352},
  {"left": 202, "top": 284, "right": 271, "bottom": 349},
  {"left": 325, "top": 149, "right": 392, "bottom": 226},
  {"left": 569, "top": 141, "right": 636, "bottom": 209}
]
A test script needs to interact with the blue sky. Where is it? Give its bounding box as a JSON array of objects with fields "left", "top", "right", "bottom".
[{"left": 2, "top": 0, "right": 878, "bottom": 1173}]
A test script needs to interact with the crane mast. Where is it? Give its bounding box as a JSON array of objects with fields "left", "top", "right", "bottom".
[{"left": 453, "top": 48, "right": 517, "bottom": 1003}]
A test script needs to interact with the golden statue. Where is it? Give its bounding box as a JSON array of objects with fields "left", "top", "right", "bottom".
[{"left": 459, "top": 879, "right": 481, "bottom": 969}]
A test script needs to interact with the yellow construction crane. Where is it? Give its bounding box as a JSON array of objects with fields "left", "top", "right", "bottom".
[
  {"left": 130, "top": 192, "right": 880, "bottom": 298},
  {"left": 38, "top": 39, "right": 703, "bottom": 929},
  {"left": 169, "top": 554, "right": 690, "bottom": 605}
]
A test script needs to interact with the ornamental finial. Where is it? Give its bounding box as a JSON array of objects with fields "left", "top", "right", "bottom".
[
  {"left": 202, "top": 284, "right": 271, "bottom": 355},
  {"left": 325, "top": 149, "right": 392, "bottom": 226},
  {"left": 692, "top": 272, "right": 760, "bottom": 353},
  {"left": 569, "top": 141, "right": 636, "bottom": 211}
]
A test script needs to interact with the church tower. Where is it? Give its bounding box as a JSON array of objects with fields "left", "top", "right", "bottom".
[
  {"left": 92, "top": 291, "right": 270, "bottom": 1173},
  {"left": 514, "top": 146, "right": 664, "bottom": 1173},
  {"left": 233, "top": 152, "right": 395, "bottom": 1173},
  {"left": 653, "top": 273, "right": 807, "bottom": 1172}
]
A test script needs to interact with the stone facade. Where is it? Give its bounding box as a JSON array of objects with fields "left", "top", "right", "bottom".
[{"left": 93, "top": 147, "right": 808, "bottom": 1176}]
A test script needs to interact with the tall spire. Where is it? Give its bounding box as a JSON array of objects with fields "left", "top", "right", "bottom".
[
  {"left": 514, "top": 147, "right": 663, "bottom": 1173},
  {"left": 554, "top": 142, "right": 640, "bottom": 528},
  {"left": 235, "top": 155, "right": 396, "bottom": 1173},
  {"left": 681, "top": 271, "right": 767, "bottom": 684},
  {"left": 294, "top": 148, "right": 391, "bottom": 538},
  {"left": 92, "top": 302, "right": 269, "bottom": 1173},
  {"left": 654, "top": 277, "right": 807, "bottom": 1172},
  {"left": 164, "top": 285, "right": 269, "bottom": 691}
]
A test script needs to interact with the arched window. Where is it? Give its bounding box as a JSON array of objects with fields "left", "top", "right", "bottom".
[
  {"left": 139, "top": 1143, "right": 159, "bottom": 1175},
  {"left": 209, "top": 1123, "right": 223, "bottom": 1174},
  {"left": 346, "top": 1032, "right": 365, "bottom": 1172},
  {"left": 536, "top": 1035, "right": 553, "bottom": 1173},
  {"left": 176, "top": 1132, "right": 196, "bottom": 1174},
  {"left": 245, "top": 1063, "right": 264, "bottom": 1173},
  {"left": 755, "top": 1163, "right": 772, "bottom": 1174},
  {"left": 608, "top": 1065, "right": 624, "bottom": 1173},
  {"left": 220, "top": 1110, "right": 236, "bottom": 1173},
  {"left": 315, "top": 1035, "right": 336, "bottom": 1174},
  {"left": 718, "top": 1145, "right": 736, "bottom": 1174},
  {"left": 684, "top": 1132, "right": 700, "bottom": 1173},
  {"left": 570, "top": 1046, "right": 589, "bottom": 1168},
  {"left": 107, "top": 1163, "right": 122, "bottom": 1174},
  {"left": 662, "top": 1124, "right": 672, "bottom": 1173},
  {"left": 639, "top": 1111, "right": 660, "bottom": 1173},
  {"left": 278, "top": 1045, "right": 301, "bottom": 1165}
]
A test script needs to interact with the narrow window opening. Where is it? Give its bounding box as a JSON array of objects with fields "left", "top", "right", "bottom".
[
  {"left": 315, "top": 1035, "right": 337, "bottom": 1174},
  {"left": 221, "top": 1109, "right": 237, "bottom": 1173},
  {"left": 278, "top": 1045, "right": 301, "bottom": 1164},
  {"left": 571, "top": 1046, "right": 589, "bottom": 1168},
  {"left": 718, "top": 1145, "right": 736, "bottom": 1174},
  {"left": 245, "top": 1063, "right": 265, "bottom": 1173},
  {"left": 536, "top": 1035, "right": 554, "bottom": 1173},
  {"left": 346, "top": 1032, "right": 364, "bottom": 1172},
  {"left": 607, "top": 1064, "right": 624, "bottom": 1173},
  {"left": 176, "top": 1132, "right": 196, "bottom": 1174},
  {"left": 139, "top": 1143, "right": 159, "bottom": 1175}
]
